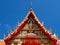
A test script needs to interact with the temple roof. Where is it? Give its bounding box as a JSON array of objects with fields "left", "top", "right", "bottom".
[{"left": 4, "top": 9, "right": 57, "bottom": 43}]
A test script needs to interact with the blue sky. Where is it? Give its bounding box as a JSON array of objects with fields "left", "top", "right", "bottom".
[{"left": 0, "top": 0, "right": 60, "bottom": 39}]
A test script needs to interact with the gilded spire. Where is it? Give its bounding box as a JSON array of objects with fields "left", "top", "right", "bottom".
[
  {"left": 48, "top": 28, "right": 52, "bottom": 34},
  {"left": 30, "top": 2, "right": 32, "bottom": 11},
  {"left": 55, "top": 33, "right": 58, "bottom": 39},
  {"left": 4, "top": 33, "right": 6, "bottom": 38},
  {"left": 49, "top": 28, "right": 52, "bottom": 34},
  {"left": 18, "top": 21, "right": 20, "bottom": 26},
  {"left": 10, "top": 28, "right": 13, "bottom": 34},
  {"left": 41, "top": 21, "right": 44, "bottom": 26}
]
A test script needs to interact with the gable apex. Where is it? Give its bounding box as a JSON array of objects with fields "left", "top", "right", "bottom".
[{"left": 22, "top": 10, "right": 42, "bottom": 26}]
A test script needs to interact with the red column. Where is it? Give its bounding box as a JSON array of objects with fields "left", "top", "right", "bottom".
[
  {"left": 7, "top": 42, "right": 11, "bottom": 45},
  {"left": 31, "top": 41, "right": 40, "bottom": 45}
]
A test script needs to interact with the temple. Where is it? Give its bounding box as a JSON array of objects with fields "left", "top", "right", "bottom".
[
  {"left": 0, "top": 3, "right": 59, "bottom": 45},
  {"left": 3, "top": 6, "right": 58, "bottom": 45}
]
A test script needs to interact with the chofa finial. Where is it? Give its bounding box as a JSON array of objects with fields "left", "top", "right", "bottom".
[{"left": 30, "top": 2, "right": 32, "bottom": 11}]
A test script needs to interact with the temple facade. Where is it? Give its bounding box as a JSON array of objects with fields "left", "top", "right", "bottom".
[{"left": 4, "top": 8, "right": 58, "bottom": 45}]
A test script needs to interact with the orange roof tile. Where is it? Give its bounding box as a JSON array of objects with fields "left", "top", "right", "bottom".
[{"left": 0, "top": 40, "right": 4, "bottom": 45}]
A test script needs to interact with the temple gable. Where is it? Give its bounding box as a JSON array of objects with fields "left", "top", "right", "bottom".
[{"left": 4, "top": 8, "right": 57, "bottom": 45}]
